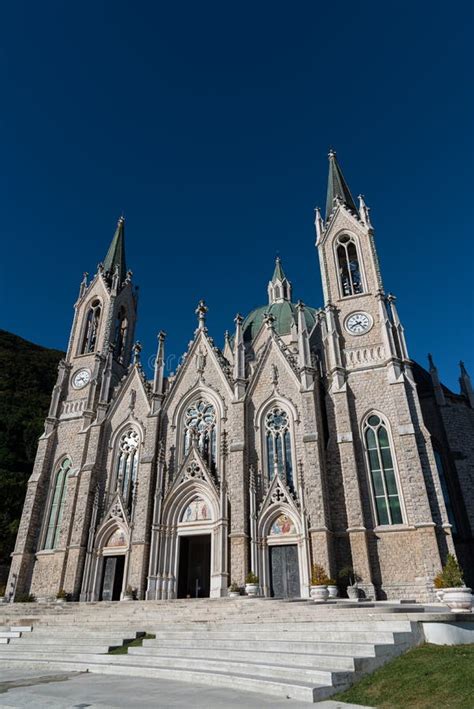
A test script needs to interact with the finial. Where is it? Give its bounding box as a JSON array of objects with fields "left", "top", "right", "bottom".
[
  {"left": 132, "top": 341, "right": 142, "bottom": 365},
  {"left": 195, "top": 300, "right": 208, "bottom": 331},
  {"left": 428, "top": 353, "right": 435, "bottom": 370},
  {"left": 234, "top": 313, "right": 243, "bottom": 326},
  {"left": 224, "top": 330, "right": 230, "bottom": 345},
  {"left": 328, "top": 148, "right": 336, "bottom": 160},
  {"left": 296, "top": 299, "right": 305, "bottom": 312}
]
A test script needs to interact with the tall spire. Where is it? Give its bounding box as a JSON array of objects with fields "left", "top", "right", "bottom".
[
  {"left": 268, "top": 257, "right": 292, "bottom": 304},
  {"left": 325, "top": 150, "right": 358, "bottom": 221},
  {"left": 103, "top": 216, "right": 127, "bottom": 283}
]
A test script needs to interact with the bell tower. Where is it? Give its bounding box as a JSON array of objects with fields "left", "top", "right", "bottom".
[
  {"left": 64, "top": 217, "right": 138, "bottom": 407},
  {"left": 314, "top": 151, "right": 452, "bottom": 601},
  {"left": 315, "top": 150, "right": 405, "bottom": 384}
]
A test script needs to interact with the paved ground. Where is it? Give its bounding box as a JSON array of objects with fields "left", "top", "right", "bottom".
[{"left": 0, "top": 665, "right": 372, "bottom": 709}]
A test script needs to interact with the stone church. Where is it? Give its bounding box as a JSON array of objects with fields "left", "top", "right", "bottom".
[{"left": 8, "top": 152, "right": 474, "bottom": 603}]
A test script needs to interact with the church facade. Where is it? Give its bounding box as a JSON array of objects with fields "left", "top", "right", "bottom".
[{"left": 8, "top": 153, "right": 474, "bottom": 603}]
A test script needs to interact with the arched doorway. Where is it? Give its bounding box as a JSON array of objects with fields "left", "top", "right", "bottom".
[
  {"left": 257, "top": 506, "right": 310, "bottom": 598},
  {"left": 177, "top": 496, "right": 213, "bottom": 598}
]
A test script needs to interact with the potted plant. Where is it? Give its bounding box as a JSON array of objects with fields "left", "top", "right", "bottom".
[
  {"left": 338, "top": 566, "right": 361, "bottom": 600},
  {"left": 310, "top": 564, "right": 329, "bottom": 602},
  {"left": 327, "top": 578, "right": 339, "bottom": 599},
  {"left": 433, "top": 571, "right": 445, "bottom": 602},
  {"left": 228, "top": 582, "right": 241, "bottom": 598},
  {"left": 56, "top": 588, "right": 69, "bottom": 604},
  {"left": 436, "top": 554, "right": 472, "bottom": 612},
  {"left": 245, "top": 572, "right": 259, "bottom": 596},
  {"left": 122, "top": 584, "right": 135, "bottom": 601}
]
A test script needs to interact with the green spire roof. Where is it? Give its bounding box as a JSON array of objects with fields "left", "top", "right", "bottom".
[
  {"left": 272, "top": 256, "right": 286, "bottom": 282},
  {"left": 103, "top": 216, "right": 127, "bottom": 282},
  {"left": 325, "top": 150, "right": 357, "bottom": 220}
]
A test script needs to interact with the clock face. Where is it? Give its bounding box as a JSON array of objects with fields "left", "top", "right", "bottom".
[
  {"left": 345, "top": 312, "right": 371, "bottom": 335},
  {"left": 72, "top": 368, "right": 91, "bottom": 389}
]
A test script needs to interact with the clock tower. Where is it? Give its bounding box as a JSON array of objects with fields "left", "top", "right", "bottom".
[{"left": 314, "top": 151, "right": 453, "bottom": 599}]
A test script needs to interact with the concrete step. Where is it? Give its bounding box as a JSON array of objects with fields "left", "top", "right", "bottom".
[
  {"left": 0, "top": 631, "right": 21, "bottom": 639},
  {"left": 128, "top": 644, "right": 358, "bottom": 671},
  {"left": 0, "top": 656, "right": 335, "bottom": 703},
  {"left": 0, "top": 643, "right": 117, "bottom": 654},
  {"left": 141, "top": 637, "right": 384, "bottom": 657},
  {"left": 151, "top": 629, "right": 411, "bottom": 644},
  {"left": 122, "top": 649, "right": 353, "bottom": 684},
  {"left": 15, "top": 634, "right": 138, "bottom": 645}
]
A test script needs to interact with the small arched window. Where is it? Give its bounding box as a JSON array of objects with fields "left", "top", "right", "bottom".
[
  {"left": 81, "top": 299, "right": 101, "bottom": 353},
  {"left": 265, "top": 406, "right": 294, "bottom": 488},
  {"left": 114, "top": 307, "right": 128, "bottom": 363},
  {"left": 44, "top": 458, "right": 72, "bottom": 549},
  {"left": 364, "top": 414, "right": 403, "bottom": 525},
  {"left": 183, "top": 399, "right": 217, "bottom": 471},
  {"left": 336, "top": 235, "right": 363, "bottom": 297},
  {"left": 116, "top": 429, "right": 140, "bottom": 513}
]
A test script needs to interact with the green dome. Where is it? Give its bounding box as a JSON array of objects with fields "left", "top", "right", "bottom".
[{"left": 242, "top": 301, "right": 318, "bottom": 343}]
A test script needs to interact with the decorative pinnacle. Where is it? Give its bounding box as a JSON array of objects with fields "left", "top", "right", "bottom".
[
  {"left": 428, "top": 353, "right": 436, "bottom": 370},
  {"left": 195, "top": 300, "right": 208, "bottom": 331},
  {"left": 328, "top": 148, "right": 336, "bottom": 159},
  {"left": 263, "top": 312, "right": 276, "bottom": 330},
  {"left": 132, "top": 341, "right": 142, "bottom": 364},
  {"left": 234, "top": 313, "right": 243, "bottom": 326},
  {"left": 296, "top": 299, "right": 305, "bottom": 312}
]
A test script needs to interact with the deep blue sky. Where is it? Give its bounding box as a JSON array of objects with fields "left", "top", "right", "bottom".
[{"left": 1, "top": 1, "right": 472, "bottom": 390}]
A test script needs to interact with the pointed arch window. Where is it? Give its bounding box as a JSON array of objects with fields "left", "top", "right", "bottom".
[
  {"left": 336, "top": 235, "right": 363, "bottom": 297},
  {"left": 183, "top": 399, "right": 217, "bottom": 471},
  {"left": 115, "top": 429, "right": 140, "bottom": 513},
  {"left": 114, "top": 306, "right": 128, "bottom": 363},
  {"left": 81, "top": 299, "right": 101, "bottom": 353},
  {"left": 264, "top": 406, "right": 294, "bottom": 488},
  {"left": 364, "top": 414, "right": 403, "bottom": 525},
  {"left": 44, "top": 458, "right": 72, "bottom": 549}
]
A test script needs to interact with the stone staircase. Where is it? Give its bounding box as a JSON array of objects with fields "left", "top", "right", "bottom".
[{"left": 0, "top": 599, "right": 425, "bottom": 702}]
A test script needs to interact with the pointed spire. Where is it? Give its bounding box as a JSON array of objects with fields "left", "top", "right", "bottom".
[
  {"left": 272, "top": 256, "right": 286, "bottom": 282},
  {"left": 103, "top": 216, "right": 127, "bottom": 284},
  {"left": 325, "top": 150, "right": 358, "bottom": 221},
  {"left": 314, "top": 207, "right": 324, "bottom": 245},
  {"left": 428, "top": 353, "right": 446, "bottom": 406},
  {"left": 233, "top": 314, "right": 245, "bottom": 399},
  {"left": 459, "top": 361, "right": 474, "bottom": 408},
  {"left": 153, "top": 331, "right": 166, "bottom": 397},
  {"left": 268, "top": 257, "right": 292, "bottom": 304},
  {"left": 358, "top": 194, "right": 372, "bottom": 228},
  {"left": 297, "top": 301, "right": 313, "bottom": 389},
  {"left": 195, "top": 300, "right": 208, "bottom": 332}
]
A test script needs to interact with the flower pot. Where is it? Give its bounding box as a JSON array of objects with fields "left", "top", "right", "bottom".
[
  {"left": 228, "top": 591, "right": 240, "bottom": 598},
  {"left": 347, "top": 585, "right": 360, "bottom": 600},
  {"left": 311, "top": 585, "right": 329, "bottom": 602},
  {"left": 327, "top": 584, "right": 339, "bottom": 599},
  {"left": 442, "top": 587, "right": 472, "bottom": 613},
  {"left": 245, "top": 583, "right": 259, "bottom": 597}
]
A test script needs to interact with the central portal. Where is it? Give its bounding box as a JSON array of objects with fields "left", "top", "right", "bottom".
[
  {"left": 177, "top": 534, "right": 211, "bottom": 598},
  {"left": 269, "top": 544, "right": 300, "bottom": 598}
]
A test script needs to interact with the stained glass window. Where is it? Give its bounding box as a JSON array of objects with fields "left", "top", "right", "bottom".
[
  {"left": 44, "top": 458, "right": 72, "bottom": 549},
  {"left": 364, "top": 414, "right": 403, "bottom": 525},
  {"left": 116, "top": 429, "right": 139, "bottom": 513},
  {"left": 265, "top": 407, "right": 294, "bottom": 487},
  {"left": 183, "top": 399, "right": 217, "bottom": 470}
]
